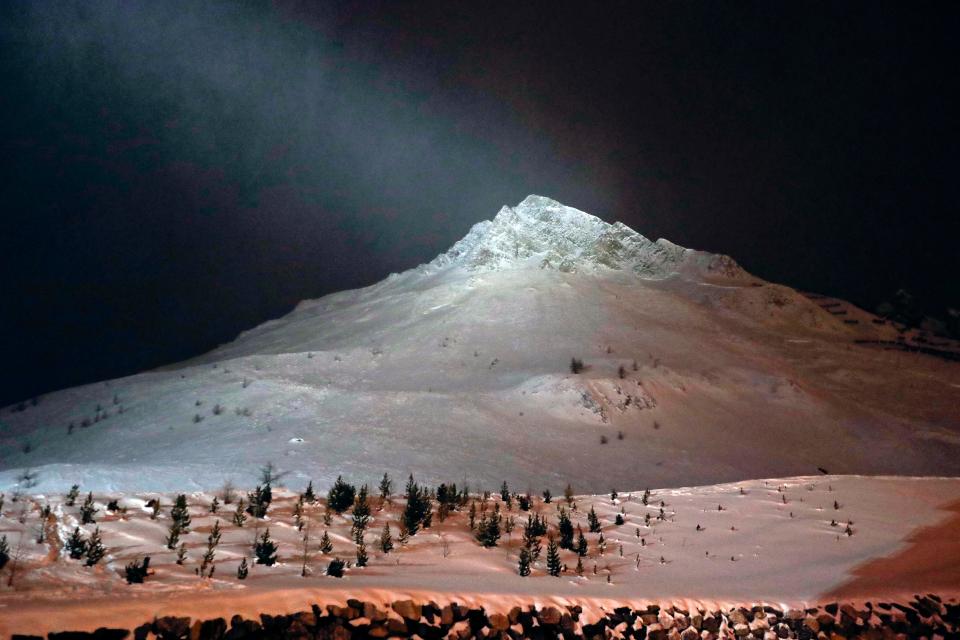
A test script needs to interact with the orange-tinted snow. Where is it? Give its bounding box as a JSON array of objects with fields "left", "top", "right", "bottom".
[{"left": 823, "top": 498, "right": 960, "bottom": 601}]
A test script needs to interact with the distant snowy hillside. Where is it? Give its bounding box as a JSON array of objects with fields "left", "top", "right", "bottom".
[{"left": 2, "top": 196, "right": 959, "bottom": 493}]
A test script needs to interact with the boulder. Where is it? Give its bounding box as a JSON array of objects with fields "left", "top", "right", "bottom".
[
  {"left": 363, "top": 602, "right": 387, "bottom": 623},
  {"left": 194, "top": 618, "right": 226, "bottom": 640},
  {"left": 154, "top": 617, "right": 191, "bottom": 640},
  {"left": 489, "top": 614, "right": 510, "bottom": 631},
  {"left": 392, "top": 600, "right": 422, "bottom": 621},
  {"left": 540, "top": 607, "right": 563, "bottom": 626}
]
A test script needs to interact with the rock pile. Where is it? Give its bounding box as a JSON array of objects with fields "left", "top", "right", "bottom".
[{"left": 14, "top": 594, "right": 957, "bottom": 640}]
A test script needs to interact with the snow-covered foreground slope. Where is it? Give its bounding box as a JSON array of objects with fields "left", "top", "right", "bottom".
[
  {"left": 1, "top": 196, "right": 959, "bottom": 493},
  {"left": 0, "top": 476, "right": 958, "bottom": 636}
]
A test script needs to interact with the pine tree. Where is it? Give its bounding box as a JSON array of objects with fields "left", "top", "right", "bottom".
[
  {"left": 176, "top": 543, "right": 187, "bottom": 565},
  {"left": 401, "top": 475, "right": 431, "bottom": 537},
  {"left": 542, "top": 488, "right": 552, "bottom": 503},
  {"left": 199, "top": 520, "right": 222, "bottom": 578},
  {"left": 0, "top": 535, "right": 10, "bottom": 570},
  {"left": 246, "top": 485, "right": 269, "bottom": 519},
  {"left": 209, "top": 497, "right": 220, "bottom": 514},
  {"left": 597, "top": 531, "right": 606, "bottom": 556},
  {"left": 327, "top": 476, "right": 356, "bottom": 514},
  {"left": 254, "top": 528, "right": 278, "bottom": 566},
  {"left": 319, "top": 530, "right": 333, "bottom": 554},
  {"left": 85, "top": 527, "right": 106, "bottom": 566},
  {"left": 304, "top": 480, "right": 316, "bottom": 503},
  {"left": 233, "top": 499, "right": 247, "bottom": 527},
  {"left": 500, "top": 481, "right": 510, "bottom": 502},
  {"left": 518, "top": 547, "right": 531, "bottom": 576},
  {"left": 378, "top": 473, "right": 392, "bottom": 506},
  {"left": 237, "top": 558, "right": 248, "bottom": 579},
  {"left": 558, "top": 508, "right": 575, "bottom": 549},
  {"left": 293, "top": 495, "right": 305, "bottom": 531},
  {"left": 570, "top": 357, "right": 584, "bottom": 374},
  {"left": 575, "top": 555, "right": 584, "bottom": 576},
  {"left": 476, "top": 507, "right": 501, "bottom": 547},
  {"left": 171, "top": 494, "right": 192, "bottom": 532},
  {"left": 355, "top": 542, "right": 368, "bottom": 567},
  {"left": 615, "top": 513, "right": 625, "bottom": 526},
  {"left": 65, "top": 484, "right": 80, "bottom": 507},
  {"left": 468, "top": 501, "right": 477, "bottom": 530},
  {"left": 564, "top": 483, "right": 574, "bottom": 505},
  {"left": 587, "top": 506, "right": 601, "bottom": 533},
  {"left": 522, "top": 517, "right": 542, "bottom": 562},
  {"left": 166, "top": 521, "right": 182, "bottom": 550},
  {"left": 80, "top": 492, "right": 98, "bottom": 524},
  {"left": 66, "top": 527, "right": 87, "bottom": 560},
  {"left": 299, "top": 525, "right": 311, "bottom": 577},
  {"left": 351, "top": 485, "right": 371, "bottom": 542},
  {"left": 379, "top": 523, "right": 393, "bottom": 554},
  {"left": 546, "top": 536, "right": 562, "bottom": 576},
  {"left": 125, "top": 556, "right": 151, "bottom": 584},
  {"left": 518, "top": 494, "right": 531, "bottom": 511},
  {"left": 576, "top": 526, "right": 588, "bottom": 557},
  {"left": 326, "top": 557, "right": 345, "bottom": 578}
]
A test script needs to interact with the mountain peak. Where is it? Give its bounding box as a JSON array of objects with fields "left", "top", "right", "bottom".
[{"left": 424, "top": 196, "right": 748, "bottom": 281}]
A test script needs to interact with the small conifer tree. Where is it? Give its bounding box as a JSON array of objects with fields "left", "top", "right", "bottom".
[
  {"left": 233, "top": 499, "right": 247, "bottom": 527},
  {"left": 209, "top": 497, "right": 220, "bottom": 514},
  {"left": 326, "top": 557, "right": 345, "bottom": 577},
  {"left": 166, "top": 521, "right": 182, "bottom": 550},
  {"left": 576, "top": 526, "right": 588, "bottom": 557},
  {"left": 476, "top": 507, "right": 502, "bottom": 547},
  {"left": 546, "top": 536, "right": 562, "bottom": 576},
  {"left": 587, "top": 506, "right": 601, "bottom": 533},
  {"left": 304, "top": 480, "right": 316, "bottom": 503},
  {"left": 328, "top": 476, "right": 356, "bottom": 514},
  {"left": 355, "top": 542, "right": 368, "bottom": 567},
  {"left": 542, "top": 488, "right": 552, "bottom": 503},
  {"left": 171, "top": 494, "right": 192, "bottom": 532},
  {"left": 378, "top": 473, "right": 392, "bottom": 507},
  {"left": 468, "top": 501, "right": 477, "bottom": 530},
  {"left": 351, "top": 485, "right": 371, "bottom": 542},
  {"left": 558, "top": 508, "right": 575, "bottom": 549},
  {"left": 518, "top": 547, "right": 532, "bottom": 576},
  {"left": 125, "top": 556, "right": 150, "bottom": 584},
  {"left": 199, "top": 520, "right": 221, "bottom": 578},
  {"left": 0, "top": 534, "right": 8, "bottom": 570},
  {"left": 176, "top": 543, "right": 187, "bottom": 565},
  {"left": 237, "top": 558, "right": 248, "bottom": 579},
  {"left": 254, "top": 528, "right": 278, "bottom": 566},
  {"left": 319, "top": 530, "right": 333, "bottom": 554},
  {"left": 80, "top": 492, "right": 98, "bottom": 524},
  {"left": 85, "top": 527, "right": 106, "bottom": 566},
  {"left": 65, "top": 484, "right": 80, "bottom": 507},
  {"left": 379, "top": 523, "right": 393, "bottom": 553},
  {"left": 66, "top": 527, "right": 86, "bottom": 560}
]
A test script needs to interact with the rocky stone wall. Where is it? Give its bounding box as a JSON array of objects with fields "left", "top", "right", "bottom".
[{"left": 13, "top": 594, "right": 958, "bottom": 640}]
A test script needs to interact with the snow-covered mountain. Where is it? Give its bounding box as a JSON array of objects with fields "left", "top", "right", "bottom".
[{"left": 2, "top": 196, "right": 959, "bottom": 493}]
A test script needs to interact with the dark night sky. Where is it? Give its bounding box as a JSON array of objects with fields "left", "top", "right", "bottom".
[{"left": 1, "top": 1, "right": 958, "bottom": 406}]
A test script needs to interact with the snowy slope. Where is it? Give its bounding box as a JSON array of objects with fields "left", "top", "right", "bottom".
[
  {"left": 2, "top": 475, "right": 959, "bottom": 637},
  {"left": 2, "top": 196, "right": 959, "bottom": 493}
]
